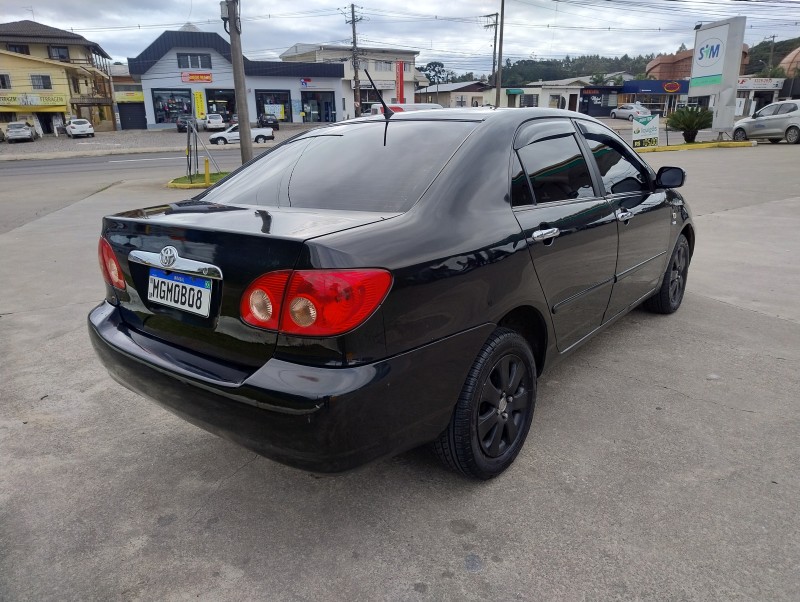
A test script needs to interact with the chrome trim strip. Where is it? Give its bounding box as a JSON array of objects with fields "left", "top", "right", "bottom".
[
  {"left": 128, "top": 250, "right": 224, "bottom": 280},
  {"left": 551, "top": 277, "right": 615, "bottom": 314},
  {"left": 615, "top": 251, "right": 667, "bottom": 282}
]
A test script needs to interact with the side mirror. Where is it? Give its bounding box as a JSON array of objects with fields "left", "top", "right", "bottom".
[{"left": 655, "top": 166, "right": 686, "bottom": 189}]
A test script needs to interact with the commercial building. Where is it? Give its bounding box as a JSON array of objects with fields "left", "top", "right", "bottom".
[
  {"left": 127, "top": 28, "right": 344, "bottom": 128},
  {"left": 646, "top": 46, "right": 750, "bottom": 80},
  {"left": 110, "top": 62, "right": 146, "bottom": 129},
  {"left": 281, "top": 44, "right": 419, "bottom": 118},
  {"left": 0, "top": 20, "right": 113, "bottom": 135}
]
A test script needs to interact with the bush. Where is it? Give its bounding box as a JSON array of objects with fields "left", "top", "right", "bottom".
[{"left": 667, "top": 107, "right": 713, "bottom": 143}]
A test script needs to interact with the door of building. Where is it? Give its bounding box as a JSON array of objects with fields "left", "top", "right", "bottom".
[
  {"left": 118, "top": 103, "right": 147, "bottom": 129},
  {"left": 301, "top": 91, "right": 336, "bottom": 122}
]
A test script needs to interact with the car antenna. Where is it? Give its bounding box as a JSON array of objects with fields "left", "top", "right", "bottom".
[{"left": 364, "top": 69, "right": 393, "bottom": 119}]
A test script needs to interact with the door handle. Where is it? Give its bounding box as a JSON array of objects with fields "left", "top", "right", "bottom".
[
  {"left": 530, "top": 227, "right": 560, "bottom": 242},
  {"left": 616, "top": 208, "right": 634, "bottom": 222}
]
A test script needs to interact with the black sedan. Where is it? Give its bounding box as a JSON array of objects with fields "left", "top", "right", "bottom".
[
  {"left": 89, "top": 108, "right": 693, "bottom": 479},
  {"left": 258, "top": 113, "right": 280, "bottom": 130}
]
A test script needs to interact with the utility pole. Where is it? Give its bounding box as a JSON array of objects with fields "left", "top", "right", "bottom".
[
  {"left": 223, "top": 0, "right": 252, "bottom": 163},
  {"left": 484, "top": 13, "right": 499, "bottom": 86},
  {"left": 494, "top": 0, "right": 505, "bottom": 108},
  {"left": 345, "top": 4, "right": 363, "bottom": 117},
  {"left": 764, "top": 34, "right": 777, "bottom": 70}
]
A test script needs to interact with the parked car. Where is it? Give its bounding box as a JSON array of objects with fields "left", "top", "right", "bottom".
[
  {"left": 89, "top": 108, "right": 693, "bottom": 479},
  {"left": 610, "top": 103, "right": 652, "bottom": 121},
  {"left": 176, "top": 115, "right": 200, "bottom": 132},
  {"left": 732, "top": 100, "right": 800, "bottom": 144},
  {"left": 208, "top": 124, "right": 274, "bottom": 145},
  {"left": 0, "top": 128, "right": 5, "bottom": 143},
  {"left": 5, "top": 121, "right": 38, "bottom": 143},
  {"left": 258, "top": 113, "right": 280, "bottom": 130},
  {"left": 65, "top": 119, "right": 95, "bottom": 138},
  {"left": 204, "top": 113, "right": 226, "bottom": 131}
]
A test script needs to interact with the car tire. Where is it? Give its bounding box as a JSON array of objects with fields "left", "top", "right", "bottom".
[
  {"left": 254, "top": 135, "right": 266, "bottom": 143},
  {"left": 644, "top": 234, "right": 691, "bottom": 314},
  {"left": 628, "top": 115, "right": 634, "bottom": 122},
  {"left": 786, "top": 126, "right": 800, "bottom": 145},
  {"left": 433, "top": 328, "right": 536, "bottom": 480},
  {"left": 90, "top": 133, "right": 95, "bottom": 138},
  {"left": 610, "top": 112, "right": 617, "bottom": 119},
  {"left": 768, "top": 138, "right": 782, "bottom": 144},
  {"left": 733, "top": 128, "right": 748, "bottom": 142}
]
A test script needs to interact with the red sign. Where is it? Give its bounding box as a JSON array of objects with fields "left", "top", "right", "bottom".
[
  {"left": 663, "top": 81, "right": 681, "bottom": 93},
  {"left": 395, "top": 61, "right": 405, "bottom": 103},
  {"left": 181, "top": 72, "right": 212, "bottom": 83}
]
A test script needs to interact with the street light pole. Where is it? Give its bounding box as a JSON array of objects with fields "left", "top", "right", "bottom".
[
  {"left": 494, "top": 0, "right": 505, "bottom": 108},
  {"left": 222, "top": 0, "right": 253, "bottom": 163}
]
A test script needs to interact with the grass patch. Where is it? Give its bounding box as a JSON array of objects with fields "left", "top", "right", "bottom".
[{"left": 170, "top": 171, "right": 229, "bottom": 185}]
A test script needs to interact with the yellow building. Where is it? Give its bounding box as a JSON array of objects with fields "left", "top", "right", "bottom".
[{"left": 0, "top": 20, "right": 113, "bottom": 135}]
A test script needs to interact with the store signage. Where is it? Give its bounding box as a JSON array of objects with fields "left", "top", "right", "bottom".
[
  {"left": 353, "top": 80, "right": 394, "bottom": 90},
  {"left": 737, "top": 77, "right": 784, "bottom": 90},
  {"left": 193, "top": 91, "right": 206, "bottom": 119},
  {"left": 395, "top": 61, "right": 405, "bottom": 103},
  {"left": 181, "top": 72, "right": 212, "bottom": 83},
  {"left": 114, "top": 91, "right": 144, "bottom": 103},
  {"left": 0, "top": 92, "right": 66, "bottom": 106},
  {"left": 632, "top": 114, "right": 660, "bottom": 149},
  {"left": 581, "top": 89, "right": 601, "bottom": 95},
  {"left": 663, "top": 81, "right": 681, "bottom": 93}
]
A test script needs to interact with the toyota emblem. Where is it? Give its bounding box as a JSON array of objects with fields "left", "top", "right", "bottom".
[{"left": 160, "top": 246, "right": 178, "bottom": 268}]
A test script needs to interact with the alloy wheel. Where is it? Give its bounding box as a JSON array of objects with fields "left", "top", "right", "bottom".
[
  {"left": 786, "top": 127, "right": 800, "bottom": 145},
  {"left": 669, "top": 243, "right": 688, "bottom": 306}
]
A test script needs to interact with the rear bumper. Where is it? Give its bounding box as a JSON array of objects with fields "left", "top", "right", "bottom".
[{"left": 89, "top": 302, "right": 492, "bottom": 472}]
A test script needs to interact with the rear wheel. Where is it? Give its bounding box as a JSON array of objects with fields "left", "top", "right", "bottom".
[
  {"left": 610, "top": 112, "right": 617, "bottom": 119},
  {"left": 644, "top": 234, "right": 691, "bottom": 314},
  {"left": 786, "top": 126, "right": 800, "bottom": 145},
  {"left": 433, "top": 328, "right": 536, "bottom": 480},
  {"left": 254, "top": 135, "right": 266, "bottom": 143},
  {"left": 733, "top": 128, "right": 747, "bottom": 142},
  {"left": 215, "top": 138, "right": 226, "bottom": 145},
  {"left": 628, "top": 114, "right": 634, "bottom": 121}
]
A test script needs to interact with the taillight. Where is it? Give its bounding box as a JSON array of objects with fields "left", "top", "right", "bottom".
[
  {"left": 240, "top": 269, "right": 392, "bottom": 337},
  {"left": 98, "top": 237, "right": 126, "bottom": 289}
]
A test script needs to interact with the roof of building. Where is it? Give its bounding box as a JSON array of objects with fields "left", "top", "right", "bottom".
[
  {"left": 0, "top": 20, "right": 111, "bottom": 59},
  {"left": 281, "top": 43, "right": 419, "bottom": 59},
  {"left": 416, "top": 81, "right": 488, "bottom": 94},
  {"left": 110, "top": 62, "right": 130, "bottom": 77},
  {"left": 523, "top": 76, "right": 591, "bottom": 87},
  {"left": 778, "top": 46, "right": 800, "bottom": 78},
  {"left": 128, "top": 31, "right": 344, "bottom": 79}
]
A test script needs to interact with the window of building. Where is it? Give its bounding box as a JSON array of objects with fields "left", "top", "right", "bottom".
[
  {"left": 31, "top": 75, "right": 52, "bottom": 90},
  {"left": 0, "top": 74, "right": 10, "bottom": 89},
  {"left": 152, "top": 88, "right": 192, "bottom": 123},
  {"left": 71, "top": 76, "right": 80, "bottom": 94},
  {"left": 49, "top": 46, "right": 70, "bottom": 61},
  {"left": 454, "top": 95, "right": 467, "bottom": 107},
  {"left": 516, "top": 133, "right": 594, "bottom": 204},
  {"left": 375, "top": 61, "right": 393, "bottom": 72},
  {"left": 7, "top": 44, "right": 29, "bottom": 54},
  {"left": 520, "top": 94, "right": 538, "bottom": 108},
  {"left": 177, "top": 53, "right": 212, "bottom": 69}
]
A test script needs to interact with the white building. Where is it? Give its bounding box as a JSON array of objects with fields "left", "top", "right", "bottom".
[
  {"left": 281, "top": 43, "right": 419, "bottom": 118},
  {"left": 127, "top": 28, "right": 345, "bottom": 128}
]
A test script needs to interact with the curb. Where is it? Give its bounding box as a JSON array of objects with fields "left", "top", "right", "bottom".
[
  {"left": 167, "top": 180, "right": 214, "bottom": 189},
  {"left": 636, "top": 141, "right": 756, "bottom": 153}
]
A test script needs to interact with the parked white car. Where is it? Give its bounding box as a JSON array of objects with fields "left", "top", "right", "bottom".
[
  {"left": 204, "top": 113, "right": 226, "bottom": 131},
  {"left": 65, "top": 119, "right": 95, "bottom": 138},
  {"left": 5, "top": 121, "right": 38, "bottom": 143},
  {"left": 209, "top": 124, "right": 274, "bottom": 145},
  {"left": 610, "top": 103, "right": 652, "bottom": 121}
]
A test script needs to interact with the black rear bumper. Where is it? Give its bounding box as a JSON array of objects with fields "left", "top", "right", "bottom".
[{"left": 89, "top": 302, "right": 492, "bottom": 472}]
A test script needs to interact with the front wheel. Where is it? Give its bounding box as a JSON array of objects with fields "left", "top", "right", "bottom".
[
  {"left": 214, "top": 138, "right": 226, "bottom": 145},
  {"left": 786, "top": 126, "right": 800, "bottom": 145},
  {"left": 733, "top": 128, "right": 747, "bottom": 142},
  {"left": 644, "top": 234, "right": 691, "bottom": 314},
  {"left": 628, "top": 114, "right": 634, "bottom": 122},
  {"left": 254, "top": 135, "right": 266, "bottom": 143},
  {"left": 610, "top": 112, "right": 617, "bottom": 119},
  {"left": 433, "top": 328, "right": 536, "bottom": 480}
]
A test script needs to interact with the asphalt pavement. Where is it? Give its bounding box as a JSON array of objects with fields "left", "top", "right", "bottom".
[{"left": 1, "top": 144, "right": 799, "bottom": 600}]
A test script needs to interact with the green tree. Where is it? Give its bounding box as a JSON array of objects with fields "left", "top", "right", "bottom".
[{"left": 590, "top": 73, "right": 606, "bottom": 85}]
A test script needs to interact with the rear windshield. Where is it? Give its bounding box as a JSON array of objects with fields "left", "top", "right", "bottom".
[
  {"left": 72, "top": 119, "right": 89, "bottom": 125},
  {"left": 8, "top": 123, "right": 26, "bottom": 129},
  {"left": 201, "top": 120, "right": 478, "bottom": 212}
]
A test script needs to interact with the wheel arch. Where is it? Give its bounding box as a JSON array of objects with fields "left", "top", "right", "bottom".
[
  {"left": 681, "top": 223, "right": 695, "bottom": 256},
  {"left": 497, "top": 305, "right": 548, "bottom": 376}
]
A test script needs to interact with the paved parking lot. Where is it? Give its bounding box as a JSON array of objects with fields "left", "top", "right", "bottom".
[{"left": 1, "top": 144, "right": 799, "bottom": 600}]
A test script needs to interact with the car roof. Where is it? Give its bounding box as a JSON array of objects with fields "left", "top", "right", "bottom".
[{"left": 354, "top": 107, "right": 604, "bottom": 127}]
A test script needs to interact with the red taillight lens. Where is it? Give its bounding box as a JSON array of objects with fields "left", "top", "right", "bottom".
[
  {"left": 98, "top": 237, "right": 126, "bottom": 289},
  {"left": 240, "top": 269, "right": 392, "bottom": 337},
  {"left": 240, "top": 271, "right": 292, "bottom": 330}
]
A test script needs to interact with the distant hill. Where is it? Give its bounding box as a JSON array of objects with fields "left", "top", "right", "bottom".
[{"left": 746, "top": 36, "right": 800, "bottom": 75}]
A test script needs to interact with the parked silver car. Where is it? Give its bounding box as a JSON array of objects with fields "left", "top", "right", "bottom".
[
  {"left": 610, "top": 103, "right": 652, "bottom": 121},
  {"left": 6, "top": 121, "right": 39, "bottom": 143},
  {"left": 733, "top": 100, "right": 800, "bottom": 144}
]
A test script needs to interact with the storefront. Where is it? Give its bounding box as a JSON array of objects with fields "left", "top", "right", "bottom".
[
  {"left": 0, "top": 91, "right": 69, "bottom": 135},
  {"left": 255, "top": 90, "right": 291, "bottom": 123},
  {"left": 301, "top": 91, "right": 336, "bottom": 123},
  {"left": 618, "top": 80, "right": 689, "bottom": 116},
  {"left": 151, "top": 88, "right": 192, "bottom": 124},
  {"left": 205, "top": 88, "right": 236, "bottom": 121},
  {"left": 579, "top": 86, "right": 623, "bottom": 116},
  {"left": 735, "top": 78, "right": 785, "bottom": 117}
]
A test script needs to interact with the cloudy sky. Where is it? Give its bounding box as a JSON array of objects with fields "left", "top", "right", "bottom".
[{"left": 3, "top": 0, "right": 798, "bottom": 74}]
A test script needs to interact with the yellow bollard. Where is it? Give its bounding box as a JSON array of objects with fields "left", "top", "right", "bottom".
[{"left": 204, "top": 157, "right": 210, "bottom": 186}]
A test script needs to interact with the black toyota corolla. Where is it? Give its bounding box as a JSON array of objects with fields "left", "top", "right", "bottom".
[{"left": 89, "top": 108, "right": 694, "bottom": 479}]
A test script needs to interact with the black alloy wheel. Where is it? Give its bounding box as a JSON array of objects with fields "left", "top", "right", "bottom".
[
  {"left": 434, "top": 328, "right": 536, "bottom": 480},
  {"left": 644, "top": 234, "right": 691, "bottom": 314},
  {"left": 733, "top": 129, "right": 747, "bottom": 142}
]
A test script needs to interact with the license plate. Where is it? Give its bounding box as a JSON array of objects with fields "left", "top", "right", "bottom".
[{"left": 147, "top": 268, "right": 212, "bottom": 317}]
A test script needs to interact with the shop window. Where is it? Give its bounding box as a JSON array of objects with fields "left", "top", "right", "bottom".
[
  {"left": 455, "top": 95, "right": 467, "bottom": 107},
  {"left": 0, "top": 113, "right": 14, "bottom": 124},
  {"left": 521, "top": 94, "right": 538, "bottom": 108},
  {"left": 152, "top": 88, "right": 192, "bottom": 124},
  {"left": 0, "top": 74, "right": 10, "bottom": 89},
  {"left": 7, "top": 44, "right": 29, "bottom": 55},
  {"left": 49, "top": 46, "right": 70, "bottom": 61},
  {"left": 31, "top": 75, "right": 52, "bottom": 90},
  {"left": 177, "top": 53, "right": 212, "bottom": 69}
]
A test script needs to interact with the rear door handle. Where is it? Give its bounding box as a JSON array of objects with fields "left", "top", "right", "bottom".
[
  {"left": 616, "top": 208, "right": 634, "bottom": 222},
  {"left": 530, "top": 227, "right": 560, "bottom": 243}
]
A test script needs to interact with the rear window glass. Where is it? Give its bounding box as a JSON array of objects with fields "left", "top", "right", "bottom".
[
  {"left": 9, "top": 123, "right": 26, "bottom": 129},
  {"left": 72, "top": 119, "right": 89, "bottom": 125},
  {"left": 201, "top": 120, "right": 477, "bottom": 212}
]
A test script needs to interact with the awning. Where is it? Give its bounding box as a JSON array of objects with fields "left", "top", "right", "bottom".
[{"left": 506, "top": 89, "right": 524, "bottom": 95}]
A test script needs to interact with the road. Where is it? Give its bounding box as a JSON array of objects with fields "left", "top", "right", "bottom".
[{"left": 1, "top": 144, "right": 799, "bottom": 600}]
